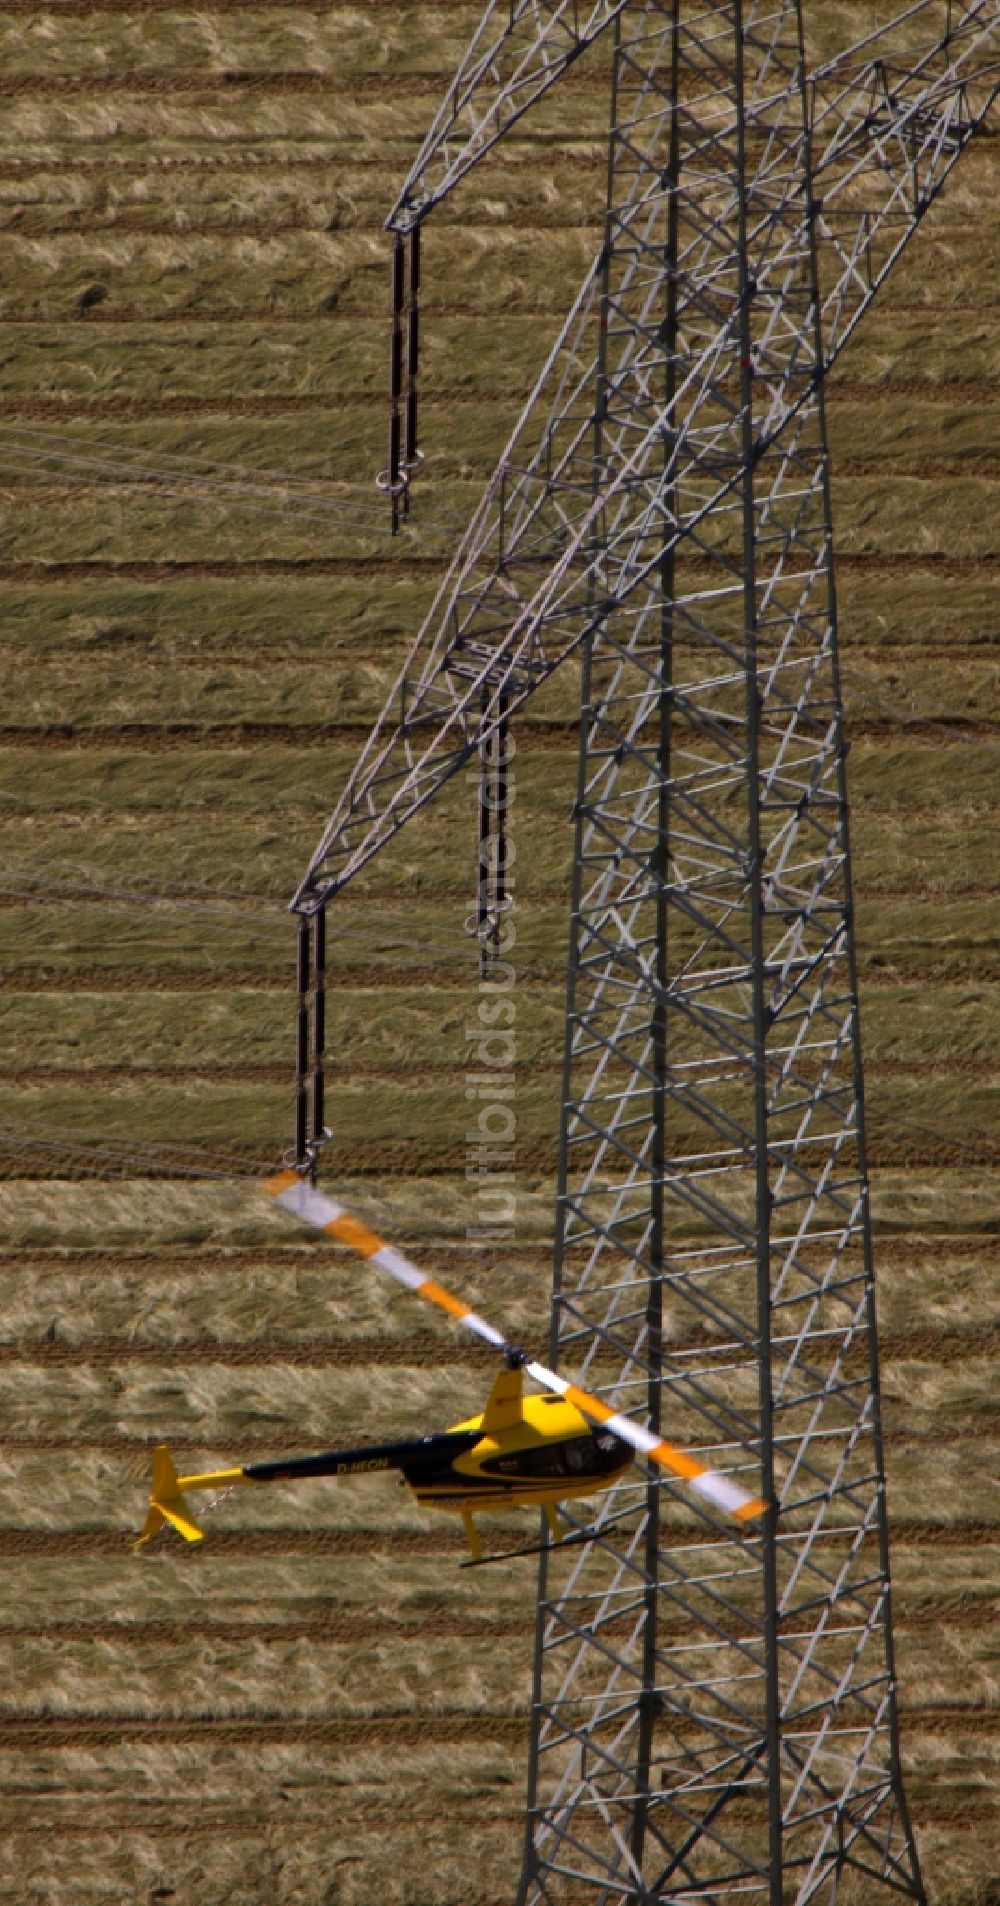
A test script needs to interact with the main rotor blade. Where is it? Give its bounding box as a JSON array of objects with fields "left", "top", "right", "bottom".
[{"left": 265, "top": 1170, "right": 764, "bottom": 1524}]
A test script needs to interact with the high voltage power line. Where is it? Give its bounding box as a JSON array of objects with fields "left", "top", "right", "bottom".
[{"left": 0, "top": 421, "right": 473, "bottom": 539}]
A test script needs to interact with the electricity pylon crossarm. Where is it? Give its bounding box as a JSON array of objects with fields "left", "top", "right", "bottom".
[
  {"left": 385, "top": 1, "right": 629, "bottom": 233},
  {"left": 386, "top": 0, "right": 997, "bottom": 235},
  {"left": 292, "top": 0, "right": 997, "bottom": 916},
  {"left": 289, "top": 3, "right": 998, "bottom": 1901}
]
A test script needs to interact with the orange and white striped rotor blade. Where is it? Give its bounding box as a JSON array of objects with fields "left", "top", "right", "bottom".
[
  {"left": 265, "top": 1170, "right": 764, "bottom": 1524},
  {"left": 266, "top": 1170, "right": 507, "bottom": 1352}
]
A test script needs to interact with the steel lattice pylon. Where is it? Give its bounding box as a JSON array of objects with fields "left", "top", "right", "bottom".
[{"left": 289, "top": 5, "right": 999, "bottom": 1901}]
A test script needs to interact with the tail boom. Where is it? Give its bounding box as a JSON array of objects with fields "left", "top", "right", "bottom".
[{"left": 133, "top": 1433, "right": 479, "bottom": 1549}]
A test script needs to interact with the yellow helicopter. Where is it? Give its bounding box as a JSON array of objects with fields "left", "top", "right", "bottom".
[{"left": 134, "top": 1169, "right": 764, "bottom": 1563}]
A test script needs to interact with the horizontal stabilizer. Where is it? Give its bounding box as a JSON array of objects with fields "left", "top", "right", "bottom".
[{"left": 157, "top": 1495, "right": 204, "bottom": 1544}]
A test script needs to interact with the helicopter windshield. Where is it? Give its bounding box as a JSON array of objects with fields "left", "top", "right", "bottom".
[{"left": 482, "top": 1431, "right": 629, "bottom": 1482}]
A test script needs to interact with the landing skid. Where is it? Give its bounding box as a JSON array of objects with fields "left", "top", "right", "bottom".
[
  {"left": 460, "top": 1527, "right": 590, "bottom": 1569},
  {"left": 459, "top": 1509, "right": 625, "bottom": 1570}
]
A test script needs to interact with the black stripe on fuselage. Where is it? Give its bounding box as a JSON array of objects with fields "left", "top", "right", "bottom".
[{"left": 244, "top": 1430, "right": 480, "bottom": 1485}]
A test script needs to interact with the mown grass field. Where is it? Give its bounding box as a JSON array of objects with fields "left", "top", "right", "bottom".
[{"left": 0, "top": 6, "right": 997, "bottom": 1904}]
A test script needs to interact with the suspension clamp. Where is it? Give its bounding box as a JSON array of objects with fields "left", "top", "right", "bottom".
[
  {"left": 281, "top": 1126, "right": 333, "bottom": 1179},
  {"left": 376, "top": 468, "right": 409, "bottom": 497}
]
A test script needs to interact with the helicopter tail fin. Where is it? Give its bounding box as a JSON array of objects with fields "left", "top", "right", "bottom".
[{"left": 132, "top": 1444, "right": 205, "bottom": 1549}]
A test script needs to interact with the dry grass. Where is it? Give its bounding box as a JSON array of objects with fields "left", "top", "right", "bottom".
[
  {"left": 0, "top": 145, "right": 993, "bottom": 327},
  {"left": 0, "top": 650, "right": 993, "bottom": 736},
  {"left": 0, "top": 10, "right": 502, "bottom": 82},
  {"left": 2, "top": 1536, "right": 994, "bottom": 1632},
  {"left": 2, "top": 1237, "right": 997, "bottom": 1348},
  {"left": 0, "top": 4, "right": 950, "bottom": 84},
  {"left": 1, "top": 1165, "right": 997, "bottom": 1252},
  {"left": 4, "top": 397, "right": 998, "bottom": 483},
  {"left": 1, "top": 315, "right": 998, "bottom": 422},
  {"left": 3, "top": 470, "right": 1000, "bottom": 568},
  {"left": 0, "top": 1817, "right": 530, "bottom": 1906},
  {"left": 0, "top": 732, "right": 993, "bottom": 923},
  {"left": 0, "top": 1175, "right": 569, "bottom": 1251},
  {"left": 0, "top": 1067, "right": 996, "bottom": 1174},
  {"left": 2, "top": 980, "right": 996, "bottom": 1075},
  {"left": 0, "top": 571, "right": 994, "bottom": 680},
  {"left": 0, "top": 732, "right": 993, "bottom": 816},
  {"left": 4, "top": 889, "right": 995, "bottom": 991}
]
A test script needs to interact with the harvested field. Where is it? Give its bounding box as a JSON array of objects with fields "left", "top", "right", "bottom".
[{"left": 0, "top": 6, "right": 997, "bottom": 1906}]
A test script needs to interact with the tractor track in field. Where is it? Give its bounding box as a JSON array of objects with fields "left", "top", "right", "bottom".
[
  {"left": 0, "top": 394, "right": 518, "bottom": 419},
  {"left": 0, "top": 69, "right": 595, "bottom": 100},
  {"left": 6, "top": 382, "right": 1000, "bottom": 416},
  {"left": 0, "top": 1523, "right": 993, "bottom": 1560},
  {"left": 26, "top": 65, "right": 992, "bottom": 117},
  {"left": 0, "top": 966, "right": 989, "bottom": 995},
  {"left": 0, "top": 968, "right": 467, "bottom": 992},
  {"left": 3, "top": 1143, "right": 990, "bottom": 1174},
  {"left": 0, "top": 1242, "right": 560, "bottom": 1270},
  {"left": 2, "top": 1129, "right": 998, "bottom": 1175},
  {"left": 0, "top": 875, "right": 994, "bottom": 901},
  {"left": 0, "top": 149, "right": 601, "bottom": 178},
  {"left": 1, "top": 298, "right": 994, "bottom": 325},
  {"left": 5, "top": 455, "right": 1000, "bottom": 491},
  {"left": 2, "top": 449, "right": 997, "bottom": 489},
  {"left": 0, "top": 1706, "right": 992, "bottom": 1751},
  {"left": 0, "top": 723, "right": 586, "bottom": 750},
  {"left": 0, "top": 1054, "right": 996, "bottom": 1088},
  {"left": 5, "top": 1418, "right": 996, "bottom": 1453},
  {"left": 4, "top": 1801, "right": 993, "bottom": 1838},
  {"left": 1, "top": 552, "right": 998, "bottom": 585},
  {"left": 5, "top": 1817, "right": 994, "bottom": 1850},
  {"left": 7, "top": 446, "right": 1000, "bottom": 483},
  {"left": 4, "top": 1814, "right": 528, "bottom": 1844},
  {"left": 1, "top": 205, "right": 997, "bottom": 237},
  {"left": 7, "top": 212, "right": 614, "bottom": 239},
  {"left": 2, "top": 1146, "right": 996, "bottom": 1180},
  {"left": 0, "top": 1332, "right": 502, "bottom": 1368},
  {"left": 0, "top": 1714, "right": 533, "bottom": 1749},
  {"left": 4, "top": 1232, "right": 993, "bottom": 1268},
  {"left": 0, "top": 0, "right": 495, "bottom": 12},
  {"left": 0, "top": 558, "right": 448, "bottom": 582},
  {"left": 1, "top": 1325, "right": 994, "bottom": 1368},
  {"left": 2, "top": 1598, "right": 996, "bottom": 1645},
  {"left": 0, "top": 717, "right": 995, "bottom": 749},
  {"left": 0, "top": 1616, "right": 534, "bottom": 1643}
]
